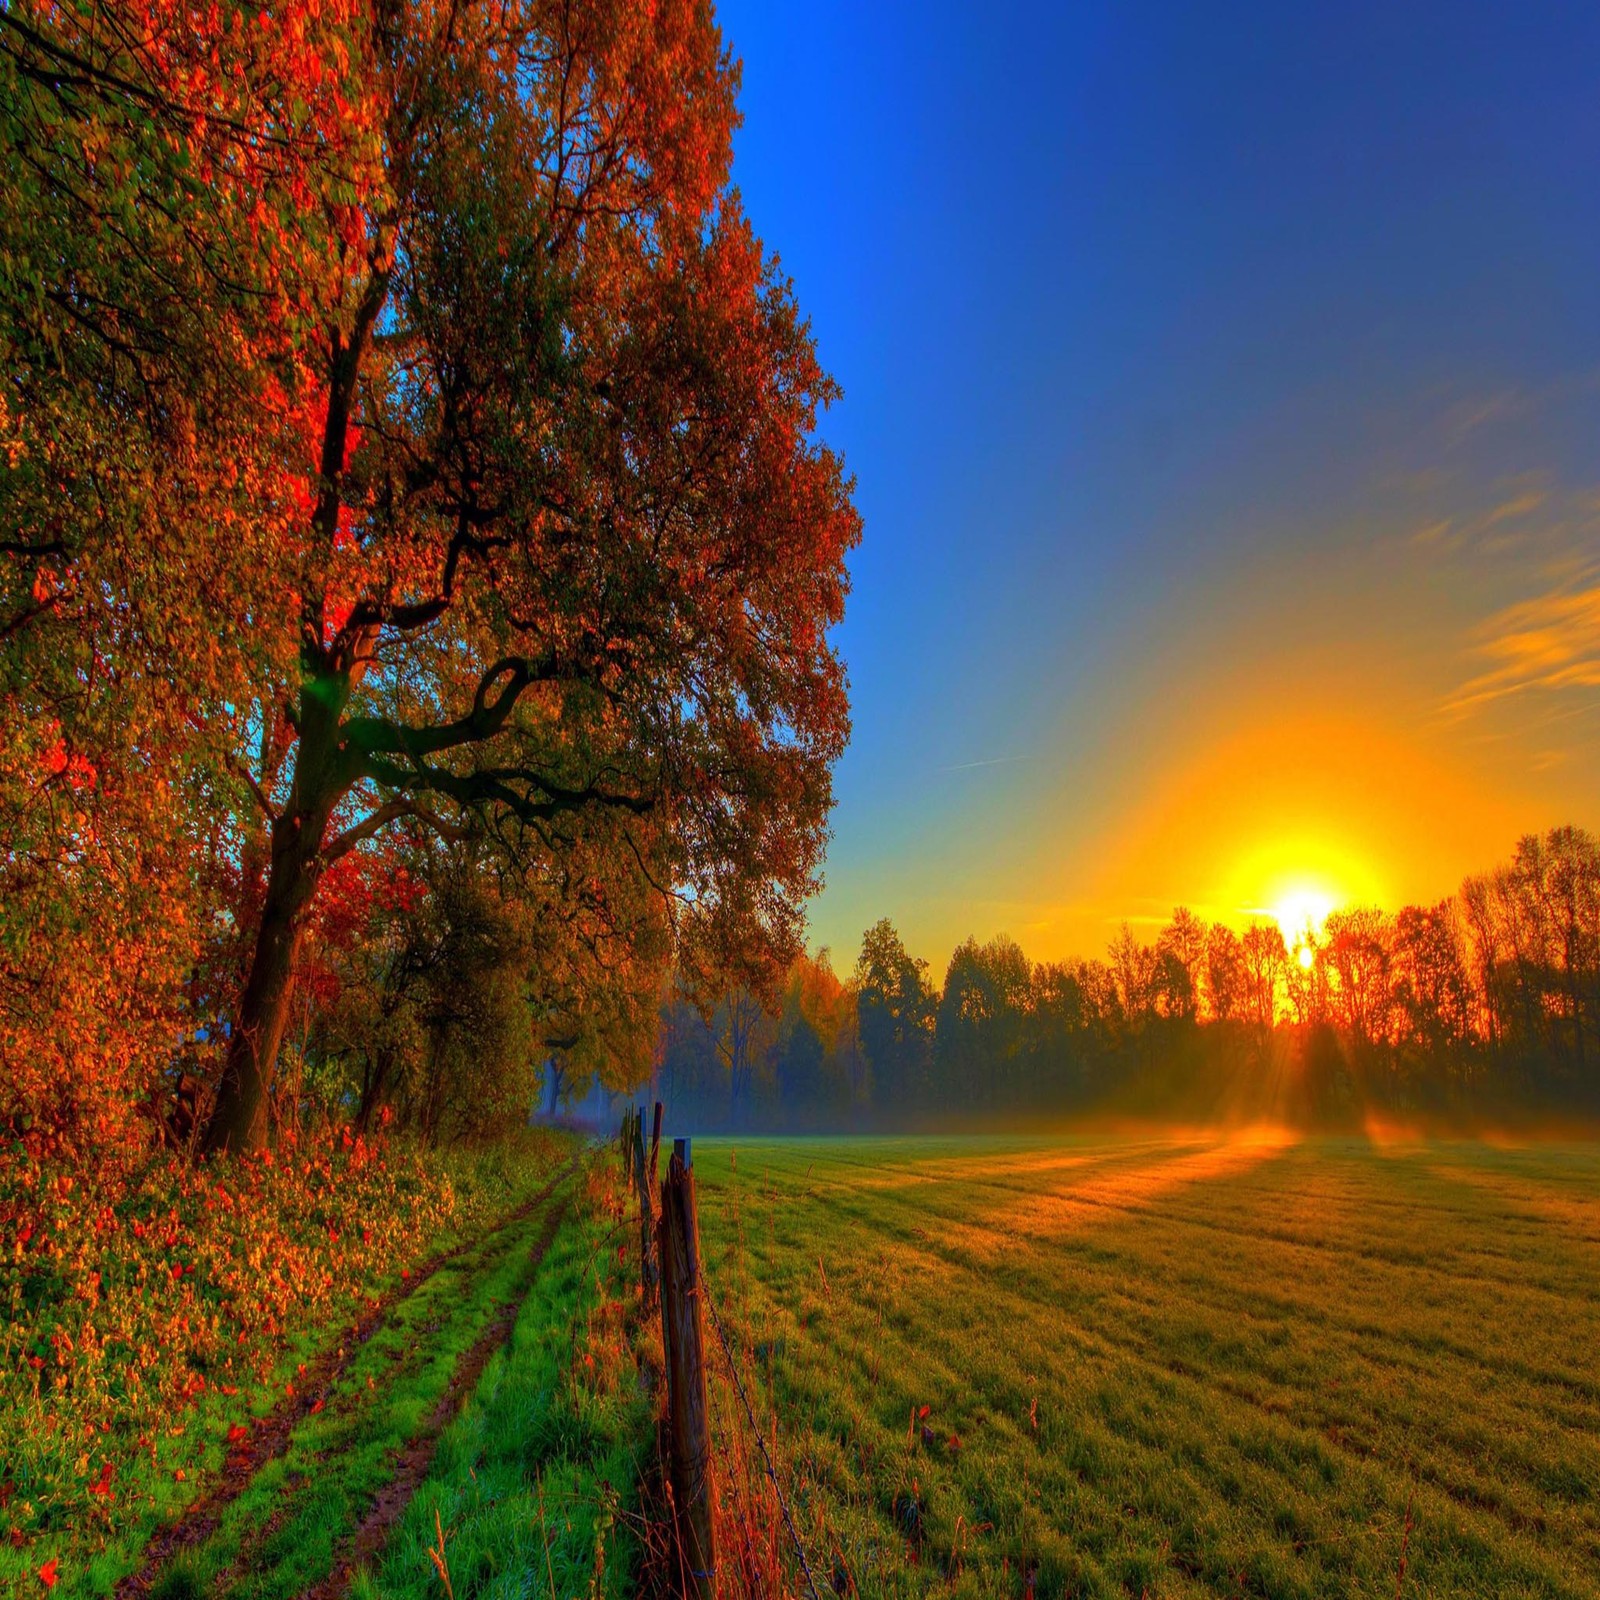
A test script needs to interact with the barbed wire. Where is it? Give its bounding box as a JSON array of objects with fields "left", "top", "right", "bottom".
[{"left": 700, "top": 1269, "right": 826, "bottom": 1600}]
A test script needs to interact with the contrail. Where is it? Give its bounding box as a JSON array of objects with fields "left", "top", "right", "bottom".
[{"left": 939, "top": 754, "right": 1032, "bottom": 773}]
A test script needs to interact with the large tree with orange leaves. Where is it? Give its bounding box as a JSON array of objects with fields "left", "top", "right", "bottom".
[{"left": 0, "top": 0, "right": 857, "bottom": 1152}]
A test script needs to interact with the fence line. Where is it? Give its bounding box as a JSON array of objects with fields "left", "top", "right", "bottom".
[{"left": 621, "top": 1105, "right": 823, "bottom": 1600}]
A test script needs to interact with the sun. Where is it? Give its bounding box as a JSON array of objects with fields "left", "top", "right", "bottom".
[
  {"left": 1296, "top": 943, "right": 1316, "bottom": 971},
  {"left": 1267, "top": 883, "right": 1337, "bottom": 943}
]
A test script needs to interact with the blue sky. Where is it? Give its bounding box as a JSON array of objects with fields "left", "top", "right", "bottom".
[{"left": 715, "top": 0, "right": 1600, "bottom": 974}]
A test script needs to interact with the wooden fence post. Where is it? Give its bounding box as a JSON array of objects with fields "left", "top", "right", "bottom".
[
  {"left": 659, "top": 1137, "right": 716, "bottom": 1600},
  {"left": 633, "top": 1106, "right": 658, "bottom": 1307}
]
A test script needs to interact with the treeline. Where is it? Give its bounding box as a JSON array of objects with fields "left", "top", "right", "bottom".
[{"left": 641, "top": 825, "right": 1600, "bottom": 1131}]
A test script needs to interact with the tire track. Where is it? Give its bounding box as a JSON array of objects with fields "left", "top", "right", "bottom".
[
  {"left": 295, "top": 1193, "right": 572, "bottom": 1600},
  {"left": 115, "top": 1156, "right": 579, "bottom": 1599}
]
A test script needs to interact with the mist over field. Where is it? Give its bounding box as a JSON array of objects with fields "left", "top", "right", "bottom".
[{"left": 633, "top": 828, "right": 1600, "bottom": 1145}]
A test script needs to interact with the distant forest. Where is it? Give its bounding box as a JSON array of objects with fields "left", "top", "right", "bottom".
[{"left": 634, "top": 825, "right": 1600, "bottom": 1132}]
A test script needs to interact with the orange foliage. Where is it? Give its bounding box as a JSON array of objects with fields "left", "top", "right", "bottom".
[
  {"left": 0, "top": 1127, "right": 564, "bottom": 1555},
  {"left": 3, "top": 0, "right": 858, "bottom": 1153}
]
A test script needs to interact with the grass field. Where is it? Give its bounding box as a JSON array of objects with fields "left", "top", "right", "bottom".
[{"left": 692, "top": 1133, "right": 1600, "bottom": 1600}]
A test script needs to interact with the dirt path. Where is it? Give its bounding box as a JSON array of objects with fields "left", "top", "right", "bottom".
[
  {"left": 296, "top": 1194, "right": 572, "bottom": 1599},
  {"left": 115, "top": 1158, "right": 578, "bottom": 1600}
]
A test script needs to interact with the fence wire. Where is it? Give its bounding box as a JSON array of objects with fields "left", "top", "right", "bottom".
[{"left": 700, "top": 1266, "right": 825, "bottom": 1600}]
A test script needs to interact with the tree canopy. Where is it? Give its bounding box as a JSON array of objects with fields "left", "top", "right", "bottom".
[{"left": 0, "top": 0, "right": 858, "bottom": 1152}]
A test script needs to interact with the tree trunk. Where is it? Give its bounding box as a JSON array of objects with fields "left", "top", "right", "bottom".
[
  {"left": 356, "top": 1037, "right": 395, "bottom": 1133},
  {"left": 545, "top": 1057, "right": 567, "bottom": 1116},
  {"left": 201, "top": 304, "right": 381, "bottom": 1157},
  {"left": 202, "top": 819, "right": 321, "bottom": 1153},
  {"left": 202, "top": 669, "right": 353, "bottom": 1155}
]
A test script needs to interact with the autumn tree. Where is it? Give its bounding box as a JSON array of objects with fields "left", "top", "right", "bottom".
[
  {"left": 1322, "top": 908, "right": 1393, "bottom": 1061},
  {"left": 1240, "top": 922, "right": 1287, "bottom": 1038},
  {"left": 771, "top": 949, "right": 861, "bottom": 1122},
  {"left": 1108, "top": 923, "right": 1157, "bottom": 1034},
  {"left": 0, "top": 0, "right": 376, "bottom": 1143},
  {"left": 1282, "top": 933, "right": 1326, "bottom": 1029},
  {"left": 1205, "top": 923, "right": 1246, "bottom": 1023},
  {"left": 3, "top": 0, "right": 858, "bottom": 1152},
  {"left": 712, "top": 987, "right": 777, "bottom": 1128},
  {"left": 1154, "top": 906, "right": 1207, "bottom": 1022},
  {"left": 1458, "top": 827, "right": 1600, "bottom": 1091},
  {"left": 935, "top": 935, "right": 1032, "bottom": 1109},
  {"left": 1507, "top": 828, "right": 1599, "bottom": 1078},
  {"left": 1030, "top": 961, "right": 1102, "bottom": 1100},
  {"left": 1391, "top": 900, "right": 1474, "bottom": 1097}
]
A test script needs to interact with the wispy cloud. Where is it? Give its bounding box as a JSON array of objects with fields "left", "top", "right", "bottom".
[
  {"left": 1446, "top": 573, "right": 1600, "bottom": 715},
  {"left": 1407, "top": 478, "right": 1554, "bottom": 557},
  {"left": 1436, "top": 388, "right": 1531, "bottom": 448}
]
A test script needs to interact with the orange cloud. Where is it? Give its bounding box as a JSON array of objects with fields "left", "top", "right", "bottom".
[{"left": 1447, "top": 576, "right": 1600, "bottom": 714}]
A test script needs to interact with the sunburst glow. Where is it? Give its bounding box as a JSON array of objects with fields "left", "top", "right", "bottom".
[{"left": 1267, "top": 883, "right": 1338, "bottom": 943}]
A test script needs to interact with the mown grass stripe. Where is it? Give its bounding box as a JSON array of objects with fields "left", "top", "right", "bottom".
[{"left": 693, "top": 1136, "right": 1600, "bottom": 1600}]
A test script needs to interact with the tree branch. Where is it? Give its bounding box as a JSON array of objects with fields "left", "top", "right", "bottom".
[
  {"left": 343, "top": 513, "right": 509, "bottom": 637},
  {"left": 374, "top": 758, "right": 654, "bottom": 826},
  {"left": 322, "top": 797, "right": 468, "bottom": 865},
  {"left": 230, "top": 758, "right": 278, "bottom": 823},
  {"left": 342, "top": 654, "right": 553, "bottom": 767},
  {"left": 0, "top": 538, "right": 68, "bottom": 559}
]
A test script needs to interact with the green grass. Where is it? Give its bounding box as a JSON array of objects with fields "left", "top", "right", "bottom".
[
  {"left": 691, "top": 1134, "right": 1600, "bottom": 1600},
  {"left": 130, "top": 1162, "right": 580, "bottom": 1600},
  {"left": 350, "top": 1156, "right": 654, "bottom": 1600}
]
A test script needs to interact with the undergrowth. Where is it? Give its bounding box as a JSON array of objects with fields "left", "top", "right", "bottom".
[{"left": 0, "top": 1125, "right": 570, "bottom": 1594}]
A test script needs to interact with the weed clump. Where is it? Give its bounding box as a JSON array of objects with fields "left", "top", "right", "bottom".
[{"left": 148, "top": 1553, "right": 207, "bottom": 1600}]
